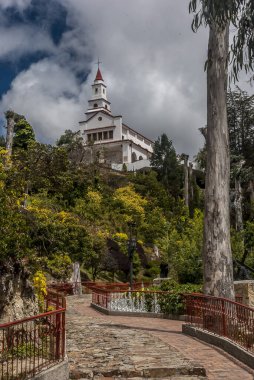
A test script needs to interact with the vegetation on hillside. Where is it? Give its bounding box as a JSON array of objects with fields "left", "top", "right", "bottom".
[{"left": 2, "top": 89, "right": 254, "bottom": 293}]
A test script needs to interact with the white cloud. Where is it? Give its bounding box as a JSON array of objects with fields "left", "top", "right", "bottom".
[
  {"left": 0, "top": 26, "right": 55, "bottom": 60},
  {"left": 0, "top": 0, "right": 32, "bottom": 10},
  {"left": 0, "top": 59, "right": 85, "bottom": 143}
]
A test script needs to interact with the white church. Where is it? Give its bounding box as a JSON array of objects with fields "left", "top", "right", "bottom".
[{"left": 79, "top": 66, "right": 154, "bottom": 171}]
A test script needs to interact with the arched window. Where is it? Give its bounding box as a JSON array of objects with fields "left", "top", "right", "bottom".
[
  {"left": 94, "top": 103, "right": 98, "bottom": 108},
  {"left": 105, "top": 104, "right": 108, "bottom": 109},
  {"left": 139, "top": 156, "right": 143, "bottom": 160},
  {"left": 132, "top": 152, "right": 137, "bottom": 163}
]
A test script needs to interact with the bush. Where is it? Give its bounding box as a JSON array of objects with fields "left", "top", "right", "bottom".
[{"left": 158, "top": 280, "right": 202, "bottom": 315}]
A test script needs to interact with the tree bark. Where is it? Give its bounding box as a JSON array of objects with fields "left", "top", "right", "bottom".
[
  {"left": 247, "top": 179, "right": 254, "bottom": 218},
  {"left": 203, "top": 21, "right": 234, "bottom": 299},
  {"left": 182, "top": 154, "right": 189, "bottom": 209},
  {"left": 234, "top": 178, "right": 243, "bottom": 231},
  {"left": 5, "top": 114, "right": 15, "bottom": 158},
  {"left": 188, "top": 162, "right": 193, "bottom": 207}
]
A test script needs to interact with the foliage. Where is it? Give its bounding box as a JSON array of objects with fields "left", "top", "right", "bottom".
[
  {"left": 113, "top": 184, "right": 147, "bottom": 223},
  {"left": 0, "top": 110, "right": 209, "bottom": 292},
  {"left": 165, "top": 209, "right": 203, "bottom": 283},
  {"left": 33, "top": 271, "right": 47, "bottom": 311},
  {"left": 159, "top": 279, "right": 202, "bottom": 293},
  {"left": 189, "top": 0, "right": 254, "bottom": 81},
  {"left": 112, "top": 232, "right": 128, "bottom": 254},
  {"left": 228, "top": 88, "right": 254, "bottom": 160},
  {"left": 46, "top": 253, "right": 72, "bottom": 281},
  {"left": 0, "top": 135, "right": 5, "bottom": 147},
  {"left": 158, "top": 281, "right": 202, "bottom": 315},
  {"left": 150, "top": 133, "right": 182, "bottom": 198},
  {"left": 13, "top": 118, "right": 35, "bottom": 150}
]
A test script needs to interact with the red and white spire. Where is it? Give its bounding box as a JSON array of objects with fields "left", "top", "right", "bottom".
[
  {"left": 95, "top": 67, "right": 104, "bottom": 81},
  {"left": 86, "top": 60, "right": 111, "bottom": 116}
]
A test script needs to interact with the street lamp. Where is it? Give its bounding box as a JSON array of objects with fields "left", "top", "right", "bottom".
[{"left": 128, "top": 221, "right": 137, "bottom": 290}]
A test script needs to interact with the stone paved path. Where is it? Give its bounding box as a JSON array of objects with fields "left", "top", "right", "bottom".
[{"left": 66, "top": 295, "right": 254, "bottom": 380}]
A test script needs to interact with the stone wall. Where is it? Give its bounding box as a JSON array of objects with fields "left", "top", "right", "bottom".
[
  {"left": 234, "top": 280, "right": 254, "bottom": 307},
  {"left": 0, "top": 260, "right": 38, "bottom": 323}
]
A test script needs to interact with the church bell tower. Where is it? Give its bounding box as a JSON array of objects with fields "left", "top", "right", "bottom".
[{"left": 86, "top": 64, "right": 111, "bottom": 116}]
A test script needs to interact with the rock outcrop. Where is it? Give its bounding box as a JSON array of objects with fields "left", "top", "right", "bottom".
[{"left": 0, "top": 260, "right": 38, "bottom": 323}]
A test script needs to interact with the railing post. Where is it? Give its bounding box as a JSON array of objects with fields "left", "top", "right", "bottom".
[
  {"left": 55, "top": 313, "right": 60, "bottom": 359},
  {"left": 55, "top": 296, "right": 61, "bottom": 359},
  {"left": 221, "top": 299, "right": 227, "bottom": 336}
]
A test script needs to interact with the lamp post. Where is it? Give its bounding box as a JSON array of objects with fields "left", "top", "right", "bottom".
[{"left": 128, "top": 221, "right": 137, "bottom": 290}]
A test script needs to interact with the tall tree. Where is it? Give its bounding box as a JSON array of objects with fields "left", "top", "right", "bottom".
[
  {"left": 13, "top": 118, "right": 35, "bottom": 150},
  {"left": 150, "top": 134, "right": 182, "bottom": 198},
  {"left": 227, "top": 87, "right": 254, "bottom": 159},
  {"left": 181, "top": 154, "right": 189, "bottom": 209},
  {"left": 0, "top": 135, "right": 5, "bottom": 147},
  {"left": 5, "top": 110, "right": 15, "bottom": 158},
  {"left": 189, "top": 0, "right": 254, "bottom": 298}
]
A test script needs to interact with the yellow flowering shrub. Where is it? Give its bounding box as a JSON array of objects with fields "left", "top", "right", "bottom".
[
  {"left": 113, "top": 185, "right": 147, "bottom": 222},
  {"left": 87, "top": 189, "right": 102, "bottom": 207},
  {"left": 33, "top": 271, "right": 47, "bottom": 311},
  {"left": 112, "top": 232, "right": 128, "bottom": 241}
]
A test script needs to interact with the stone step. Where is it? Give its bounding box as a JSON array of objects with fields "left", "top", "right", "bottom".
[{"left": 72, "top": 376, "right": 206, "bottom": 380}]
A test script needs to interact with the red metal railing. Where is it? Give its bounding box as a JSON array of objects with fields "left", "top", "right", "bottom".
[
  {"left": 48, "top": 281, "right": 152, "bottom": 295},
  {"left": 0, "top": 290, "right": 66, "bottom": 380},
  {"left": 185, "top": 293, "right": 254, "bottom": 353},
  {"left": 91, "top": 287, "right": 186, "bottom": 315}
]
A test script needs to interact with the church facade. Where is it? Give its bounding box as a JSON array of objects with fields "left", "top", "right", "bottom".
[{"left": 79, "top": 67, "right": 153, "bottom": 171}]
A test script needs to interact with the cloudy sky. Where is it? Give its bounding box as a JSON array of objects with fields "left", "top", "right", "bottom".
[{"left": 0, "top": 0, "right": 251, "bottom": 157}]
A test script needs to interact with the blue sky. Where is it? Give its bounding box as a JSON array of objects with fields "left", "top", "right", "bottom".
[{"left": 0, "top": 0, "right": 249, "bottom": 156}]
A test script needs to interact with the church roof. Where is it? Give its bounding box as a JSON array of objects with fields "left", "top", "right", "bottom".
[
  {"left": 95, "top": 67, "right": 103, "bottom": 81},
  {"left": 84, "top": 110, "right": 122, "bottom": 122}
]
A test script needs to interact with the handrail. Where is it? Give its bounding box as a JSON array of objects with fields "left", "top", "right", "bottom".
[
  {"left": 184, "top": 293, "right": 254, "bottom": 353},
  {"left": 0, "top": 290, "right": 66, "bottom": 379},
  {"left": 0, "top": 308, "right": 65, "bottom": 328}
]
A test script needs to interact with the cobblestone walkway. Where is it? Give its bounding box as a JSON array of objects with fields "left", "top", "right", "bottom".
[{"left": 66, "top": 295, "right": 254, "bottom": 380}]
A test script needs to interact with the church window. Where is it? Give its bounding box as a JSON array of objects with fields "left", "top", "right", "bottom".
[
  {"left": 122, "top": 136, "right": 124, "bottom": 140},
  {"left": 95, "top": 88, "right": 98, "bottom": 93},
  {"left": 105, "top": 104, "right": 108, "bottom": 109},
  {"left": 103, "top": 89, "right": 105, "bottom": 94},
  {"left": 98, "top": 132, "right": 102, "bottom": 140},
  {"left": 98, "top": 116, "right": 102, "bottom": 121},
  {"left": 103, "top": 131, "right": 108, "bottom": 139},
  {"left": 92, "top": 133, "right": 97, "bottom": 141},
  {"left": 109, "top": 130, "right": 113, "bottom": 139},
  {"left": 132, "top": 152, "right": 137, "bottom": 163},
  {"left": 94, "top": 103, "right": 98, "bottom": 108},
  {"left": 139, "top": 156, "right": 143, "bottom": 160}
]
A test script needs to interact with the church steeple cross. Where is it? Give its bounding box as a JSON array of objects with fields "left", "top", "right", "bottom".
[{"left": 96, "top": 58, "right": 102, "bottom": 69}]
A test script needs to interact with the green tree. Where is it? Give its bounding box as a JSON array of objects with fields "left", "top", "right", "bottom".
[
  {"left": 0, "top": 135, "right": 5, "bottom": 147},
  {"left": 13, "top": 118, "right": 35, "bottom": 150},
  {"left": 150, "top": 134, "right": 182, "bottom": 198}
]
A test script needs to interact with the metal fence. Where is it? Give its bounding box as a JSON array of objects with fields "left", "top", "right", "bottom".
[
  {"left": 48, "top": 281, "right": 151, "bottom": 296},
  {"left": 185, "top": 293, "right": 254, "bottom": 353},
  {"left": 91, "top": 288, "right": 185, "bottom": 314},
  {"left": 0, "top": 290, "right": 66, "bottom": 380}
]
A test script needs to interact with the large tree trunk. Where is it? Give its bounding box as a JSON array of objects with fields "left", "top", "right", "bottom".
[
  {"left": 182, "top": 154, "right": 189, "bottom": 209},
  {"left": 203, "top": 21, "right": 234, "bottom": 299},
  {"left": 234, "top": 179, "right": 243, "bottom": 232},
  {"left": 5, "top": 113, "right": 15, "bottom": 158},
  {"left": 247, "top": 179, "right": 254, "bottom": 218}
]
